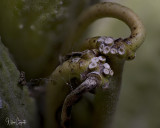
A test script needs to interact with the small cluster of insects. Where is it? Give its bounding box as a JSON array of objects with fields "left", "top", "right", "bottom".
[
  {"left": 87, "top": 36, "right": 126, "bottom": 80},
  {"left": 89, "top": 56, "right": 114, "bottom": 77},
  {"left": 98, "top": 36, "right": 126, "bottom": 56}
]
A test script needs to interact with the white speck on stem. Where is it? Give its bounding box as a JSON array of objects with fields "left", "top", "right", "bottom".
[
  {"left": 103, "top": 63, "right": 110, "bottom": 69},
  {"left": 110, "top": 48, "right": 117, "bottom": 54},
  {"left": 126, "top": 40, "right": 132, "bottom": 45},
  {"left": 89, "top": 62, "right": 98, "bottom": 70},
  {"left": 91, "top": 57, "right": 99, "bottom": 63},
  {"left": 109, "top": 69, "right": 114, "bottom": 76},
  {"left": 97, "top": 37, "right": 105, "bottom": 43},
  {"left": 104, "top": 37, "right": 114, "bottom": 45},
  {"left": 99, "top": 44, "right": 105, "bottom": 53},
  {"left": 118, "top": 47, "right": 125, "bottom": 55},
  {"left": 103, "top": 68, "right": 110, "bottom": 75},
  {"left": 72, "top": 58, "right": 81, "bottom": 63},
  {"left": 98, "top": 56, "right": 106, "bottom": 62},
  {"left": 103, "top": 46, "right": 110, "bottom": 55}
]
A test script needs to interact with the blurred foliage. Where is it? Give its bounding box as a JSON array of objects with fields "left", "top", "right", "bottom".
[
  {"left": 0, "top": 0, "right": 66, "bottom": 78},
  {"left": 0, "top": 39, "right": 37, "bottom": 128},
  {"left": 0, "top": 0, "right": 99, "bottom": 79}
]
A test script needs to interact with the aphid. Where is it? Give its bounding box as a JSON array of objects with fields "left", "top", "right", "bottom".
[
  {"left": 104, "top": 37, "right": 114, "bottom": 45},
  {"left": 97, "top": 37, "right": 105, "bottom": 43},
  {"left": 98, "top": 56, "right": 106, "bottom": 63},
  {"left": 118, "top": 47, "right": 125, "bottom": 55},
  {"left": 91, "top": 57, "right": 99, "bottom": 63},
  {"left": 126, "top": 40, "right": 132, "bottom": 45},
  {"left": 99, "top": 44, "right": 105, "bottom": 53},
  {"left": 103, "top": 68, "right": 110, "bottom": 75},
  {"left": 103, "top": 46, "right": 110, "bottom": 55},
  {"left": 110, "top": 48, "right": 117, "bottom": 54},
  {"left": 103, "top": 63, "right": 110, "bottom": 69},
  {"left": 72, "top": 57, "right": 81, "bottom": 63},
  {"left": 109, "top": 69, "right": 114, "bottom": 76},
  {"left": 89, "top": 62, "right": 98, "bottom": 70}
]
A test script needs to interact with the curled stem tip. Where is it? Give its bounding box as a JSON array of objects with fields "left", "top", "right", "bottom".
[{"left": 62, "top": 2, "right": 145, "bottom": 54}]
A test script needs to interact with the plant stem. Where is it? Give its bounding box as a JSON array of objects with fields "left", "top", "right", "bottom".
[
  {"left": 61, "top": 2, "right": 145, "bottom": 55},
  {"left": 46, "top": 2, "right": 145, "bottom": 128},
  {"left": 61, "top": 76, "right": 101, "bottom": 128}
]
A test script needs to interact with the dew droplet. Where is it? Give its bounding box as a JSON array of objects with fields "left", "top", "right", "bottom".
[
  {"left": 89, "top": 62, "right": 98, "bottom": 70},
  {"left": 110, "top": 48, "right": 117, "bottom": 54},
  {"left": 103, "top": 63, "right": 110, "bottom": 69},
  {"left": 98, "top": 56, "right": 106, "bottom": 63},
  {"left": 104, "top": 37, "right": 114, "bottom": 45},
  {"left": 54, "top": 10, "right": 58, "bottom": 14},
  {"left": 18, "top": 24, "right": 24, "bottom": 29},
  {"left": 103, "top": 46, "right": 110, "bottom": 55},
  {"left": 59, "top": 1, "right": 63, "bottom": 5},
  {"left": 38, "top": 30, "right": 43, "bottom": 35},
  {"left": 30, "top": 25, "right": 35, "bottom": 30},
  {"left": 91, "top": 57, "right": 99, "bottom": 63}
]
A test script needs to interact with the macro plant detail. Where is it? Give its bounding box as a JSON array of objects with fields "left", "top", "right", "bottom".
[
  {"left": 0, "top": 1, "right": 146, "bottom": 128},
  {"left": 46, "top": 2, "right": 145, "bottom": 128}
]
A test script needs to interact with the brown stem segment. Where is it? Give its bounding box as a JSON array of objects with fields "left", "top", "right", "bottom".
[
  {"left": 61, "top": 76, "right": 101, "bottom": 128},
  {"left": 61, "top": 2, "right": 145, "bottom": 54}
]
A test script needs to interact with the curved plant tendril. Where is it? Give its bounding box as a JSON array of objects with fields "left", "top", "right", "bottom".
[
  {"left": 46, "top": 2, "right": 145, "bottom": 128},
  {"left": 46, "top": 50, "right": 112, "bottom": 128},
  {"left": 61, "top": 2, "right": 145, "bottom": 55}
]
